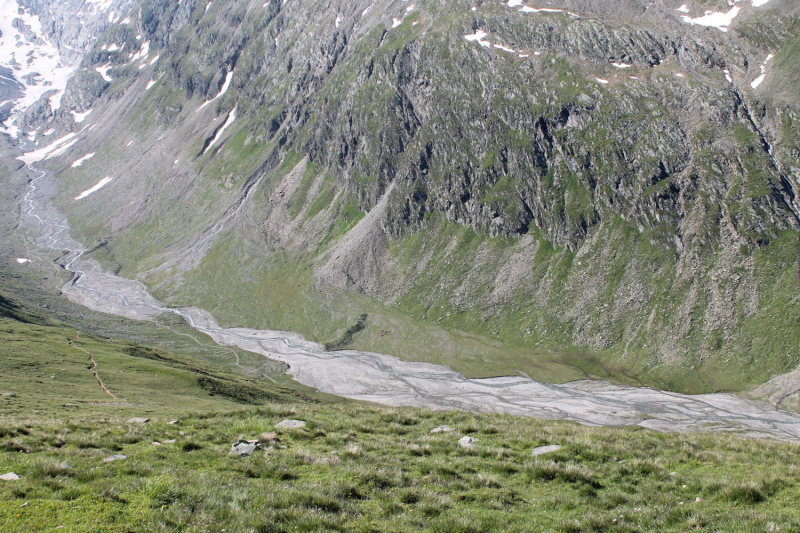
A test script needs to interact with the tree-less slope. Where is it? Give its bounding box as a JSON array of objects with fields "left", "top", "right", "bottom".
[{"left": 11, "top": 0, "right": 800, "bottom": 393}]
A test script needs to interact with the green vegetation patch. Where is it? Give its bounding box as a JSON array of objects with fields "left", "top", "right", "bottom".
[{"left": 1, "top": 404, "right": 799, "bottom": 532}]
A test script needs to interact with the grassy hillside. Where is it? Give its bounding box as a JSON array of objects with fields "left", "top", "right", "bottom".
[
  {"left": 0, "top": 286, "right": 318, "bottom": 419},
  {"left": 2, "top": 402, "right": 800, "bottom": 532}
]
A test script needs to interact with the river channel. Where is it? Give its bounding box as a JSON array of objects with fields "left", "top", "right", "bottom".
[{"left": 16, "top": 164, "right": 800, "bottom": 440}]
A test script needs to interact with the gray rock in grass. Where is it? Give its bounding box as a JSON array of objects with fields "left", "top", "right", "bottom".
[{"left": 531, "top": 445, "right": 562, "bottom": 457}]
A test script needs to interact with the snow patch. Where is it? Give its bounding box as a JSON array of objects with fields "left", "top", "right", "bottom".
[
  {"left": 493, "top": 43, "right": 516, "bottom": 53},
  {"left": 198, "top": 70, "right": 234, "bottom": 111},
  {"left": 87, "top": 0, "right": 114, "bottom": 11},
  {"left": 723, "top": 69, "right": 733, "bottom": 83},
  {"left": 71, "top": 152, "right": 95, "bottom": 168},
  {"left": 611, "top": 62, "right": 632, "bottom": 69},
  {"left": 751, "top": 0, "right": 771, "bottom": 6},
  {"left": 0, "top": 0, "right": 76, "bottom": 131},
  {"left": 107, "top": 43, "right": 120, "bottom": 52},
  {"left": 17, "top": 132, "right": 78, "bottom": 164},
  {"left": 95, "top": 64, "right": 113, "bottom": 82},
  {"left": 464, "top": 30, "right": 491, "bottom": 48},
  {"left": 676, "top": 4, "right": 690, "bottom": 13},
  {"left": 203, "top": 107, "right": 237, "bottom": 154},
  {"left": 71, "top": 109, "right": 93, "bottom": 123},
  {"left": 119, "top": 17, "right": 130, "bottom": 24},
  {"left": 16, "top": 258, "right": 30, "bottom": 264},
  {"left": 335, "top": 15, "right": 342, "bottom": 27},
  {"left": 75, "top": 177, "right": 113, "bottom": 200},
  {"left": 392, "top": 17, "right": 401, "bottom": 28},
  {"left": 146, "top": 74, "right": 163, "bottom": 90},
  {"left": 131, "top": 41, "right": 150, "bottom": 62},
  {"left": 750, "top": 54, "right": 774, "bottom": 89},
  {"left": 595, "top": 78, "right": 609, "bottom": 84},
  {"left": 681, "top": 6, "right": 740, "bottom": 32}
]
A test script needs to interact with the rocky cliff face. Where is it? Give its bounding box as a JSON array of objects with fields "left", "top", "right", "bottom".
[
  {"left": 0, "top": 0, "right": 137, "bottom": 133},
  {"left": 7, "top": 0, "right": 800, "bottom": 392}
]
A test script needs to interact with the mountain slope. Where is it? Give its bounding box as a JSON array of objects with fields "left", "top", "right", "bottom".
[{"left": 7, "top": 0, "right": 800, "bottom": 393}]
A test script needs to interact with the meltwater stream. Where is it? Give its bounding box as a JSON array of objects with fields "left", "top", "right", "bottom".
[{"left": 17, "top": 166, "right": 800, "bottom": 440}]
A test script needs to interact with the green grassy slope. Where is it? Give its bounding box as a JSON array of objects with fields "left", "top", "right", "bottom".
[
  {"left": 0, "top": 289, "right": 314, "bottom": 419},
  {"left": 1, "top": 403, "right": 800, "bottom": 532}
]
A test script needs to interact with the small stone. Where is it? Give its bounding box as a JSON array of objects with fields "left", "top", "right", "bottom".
[
  {"left": 128, "top": 418, "right": 150, "bottom": 424},
  {"left": 275, "top": 419, "right": 306, "bottom": 429},
  {"left": 168, "top": 420, "right": 180, "bottom": 425},
  {"left": 230, "top": 442, "right": 257, "bottom": 456},
  {"left": 103, "top": 454, "right": 127, "bottom": 463},
  {"left": 3, "top": 392, "right": 15, "bottom": 397},
  {"left": 152, "top": 442, "right": 162, "bottom": 446},
  {"left": 695, "top": 497, "right": 704, "bottom": 503},
  {"left": 0, "top": 472, "right": 20, "bottom": 481},
  {"left": 63, "top": 404, "right": 76, "bottom": 407},
  {"left": 531, "top": 445, "right": 562, "bottom": 457},
  {"left": 458, "top": 436, "right": 477, "bottom": 448},
  {"left": 163, "top": 439, "right": 176, "bottom": 444},
  {"left": 21, "top": 502, "right": 28, "bottom": 508},
  {"left": 431, "top": 425, "right": 454, "bottom": 433}
]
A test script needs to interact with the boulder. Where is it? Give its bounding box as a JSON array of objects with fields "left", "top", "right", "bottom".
[
  {"left": 103, "top": 454, "right": 127, "bottom": 463},
  {"left": 531, "top": 445, "right": 562, "bottom": 457},
  {"left": 458, "top": 436, "right": 477, "bottom": 448},
  {"left": 275, "top": 419, "right": 306, "bottom": 429},
  {"left": 230, "top": 438, "right": 264, "bottom": 456},
  {"left": 0, "top": 472, "right": 20, "bottom": 480},
  {"left": 431, "top": 425, "right": 454, "bottom": 433}
]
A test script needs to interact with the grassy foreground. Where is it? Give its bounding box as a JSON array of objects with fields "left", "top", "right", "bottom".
[{"left": 1, "top": 403, "right": 800, "bottom": 533}]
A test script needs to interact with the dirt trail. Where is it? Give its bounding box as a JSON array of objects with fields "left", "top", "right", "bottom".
[{"left": 69, "top": 334, "right": 117, "bottom": 399}]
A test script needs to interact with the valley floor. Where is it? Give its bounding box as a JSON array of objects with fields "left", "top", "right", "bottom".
[{"left": 7, "top": 159, "right": 800, "bottom": 439}]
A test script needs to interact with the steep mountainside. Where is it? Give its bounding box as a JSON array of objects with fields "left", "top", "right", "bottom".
[{"left": 6, "top": 0, "right": 800, "bottom": 393}]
